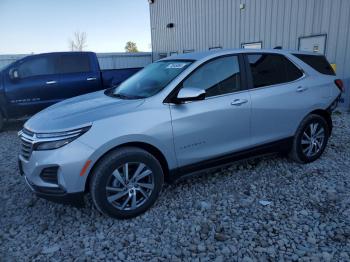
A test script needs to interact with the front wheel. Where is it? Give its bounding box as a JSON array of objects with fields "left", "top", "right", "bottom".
[
  {"left": 289, "top": 114, "right": 330, "bottom": 163},
  {"left": 90, "top": 147, "right": 164, "bottom": 219}
]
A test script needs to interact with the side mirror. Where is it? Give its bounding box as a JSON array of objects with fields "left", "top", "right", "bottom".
[
  {"left": 176, "top": 87, "right": 206, "bottom": 103},
  {"left": 9, "top": 68, "right": 20, "bottom": 80}
]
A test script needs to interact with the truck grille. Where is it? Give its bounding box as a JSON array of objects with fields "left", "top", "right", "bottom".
[{"left": 20, "top": 129, "right": 34, "bottom": 160}]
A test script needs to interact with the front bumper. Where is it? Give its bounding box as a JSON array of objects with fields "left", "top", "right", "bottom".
[
  {"left": 18, "top": 139, "right": 95, "bottom": 206},
  {"left": 23, "top": 175, "right": 85, "bottom": 206}
]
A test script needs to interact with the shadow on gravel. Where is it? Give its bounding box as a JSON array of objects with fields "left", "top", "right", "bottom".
[{"left": 3, "top": 120, "right": 26, "bottom": 132}]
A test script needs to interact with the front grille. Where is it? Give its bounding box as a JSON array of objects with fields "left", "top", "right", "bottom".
[
  {"left": 22, "top": 128, "right": 34, "bottom": 137},
  {"left": 20, "top": 137, "right": 34, "bottom": 160},
  {"left": 20, "top": 129, "right": 34, "bottom": 160}
]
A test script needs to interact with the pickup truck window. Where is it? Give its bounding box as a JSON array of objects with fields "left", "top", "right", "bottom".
[
  {"left": 111, "top": 60, "right": 192, "bottom": 99},
  {"left": 18, "top": 56, "right": 56, "bottom": 78},
  {"left": 58, "top": 54, "right": 91, "bottom": 74}
]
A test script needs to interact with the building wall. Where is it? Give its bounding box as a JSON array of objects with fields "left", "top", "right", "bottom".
[
  {"left": 149, "top": 0, "right": 350, "bottom": 108},
  {"left": 0, "top": 52, "right": 152, "bottom": 70}
]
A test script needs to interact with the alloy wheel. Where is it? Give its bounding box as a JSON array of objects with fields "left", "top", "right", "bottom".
[
  {"left": 301, "top": 122, "right": 325, "bottom": 158},
  {"left": 106, "top": 162, "right": 155, "bottom": 211}
]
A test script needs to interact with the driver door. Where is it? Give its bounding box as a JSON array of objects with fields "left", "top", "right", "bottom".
[
  {"left": 4, "top": 54, "right": 60, "bottom": 117},
  {"left": 169, "top": 55, "right": 252, "bottom": 167}
]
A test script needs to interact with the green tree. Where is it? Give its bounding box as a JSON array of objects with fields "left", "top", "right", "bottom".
[{"left": 125, "top": 41, "right": 139, "bottom": 52}]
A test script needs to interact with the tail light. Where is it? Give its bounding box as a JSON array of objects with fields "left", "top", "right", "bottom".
[{"left": 334, "top": 79, "right": 345, "bottom": 92}]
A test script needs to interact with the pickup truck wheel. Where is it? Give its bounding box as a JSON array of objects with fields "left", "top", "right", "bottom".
[
  {"left": 90, "top": 147, "right": 164, "bottom": 219},
  {"left": 289, "top": 114, "right": 330, "bottom": 164}
]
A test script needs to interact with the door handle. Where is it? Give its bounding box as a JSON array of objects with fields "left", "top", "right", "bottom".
[
  {"left": 231, "top": 99, "right": 248, "bottom": 106},
  {"left": 296, "top": 86, "right": 308, "bottom": 92},
  {"left": 87, "top": 77, "right": 97, "bottom": 81},
  {"left": 46, "top": 80, "right": 57, "bottom": 85}
]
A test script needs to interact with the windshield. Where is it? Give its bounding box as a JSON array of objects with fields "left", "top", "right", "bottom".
[{"left": 110, "top": 60, "right": 192, "bottom": 99}]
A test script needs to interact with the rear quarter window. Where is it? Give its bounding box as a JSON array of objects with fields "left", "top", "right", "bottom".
[
  {"left": 293, "top": 54, "right": 335, "bottom": 76},
  {"left": 246, "top": 54, "right": 304, "bottom": 89}
]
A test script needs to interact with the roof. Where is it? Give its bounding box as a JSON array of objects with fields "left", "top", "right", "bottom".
[{"left": 161, "top": 48, "right": 323, "bottom": 61}]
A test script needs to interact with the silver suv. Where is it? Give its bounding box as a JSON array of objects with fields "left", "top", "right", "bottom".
[{"left": 19, "top": 49, "right": 343, "bottom": 219}]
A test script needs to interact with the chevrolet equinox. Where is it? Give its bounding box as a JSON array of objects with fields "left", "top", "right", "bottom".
[{"left": 18, "top": 49, "right": 343, "bottom": 219}]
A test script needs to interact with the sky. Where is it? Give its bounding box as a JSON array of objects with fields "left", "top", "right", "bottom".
[{"left": 0, "top": 0, "right": 152, "bottom": 54}]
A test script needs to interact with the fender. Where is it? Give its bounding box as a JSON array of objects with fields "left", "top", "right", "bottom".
[{"left": 78, "top": 134, "right": 177, "bottom": 191}]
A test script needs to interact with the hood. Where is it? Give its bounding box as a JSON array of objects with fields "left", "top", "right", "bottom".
[{"left": 25, "top": 90, "right": 144, "bottom": 133}]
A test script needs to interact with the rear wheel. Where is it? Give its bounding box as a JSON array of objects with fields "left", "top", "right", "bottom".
[
  {"left": 90, "top": 147, "right": 164, "bottom": 219},
  {"left": 289, "top": 114, "right": 330, "bottom": 163}
]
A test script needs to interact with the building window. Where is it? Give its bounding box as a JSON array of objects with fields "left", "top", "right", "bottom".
[
  {"left": 209, "top": 46, "right": 222, "bottom": 51},
  {"left": 241, "top": 41, "right": 262, "bottom": 49},
  {"left": 183, "top": 49, "right": 194, "bottom": 53},
  {"left": 170, "top": 51, "right": 178, "bottom": 56},
  {"left": 298, "top": 34, "right": 327, "bottom": 55},
  {"left": 158, "top": 53, "right": 167, "bottom": 59}
]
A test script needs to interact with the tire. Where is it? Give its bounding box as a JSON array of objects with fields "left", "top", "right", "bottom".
[
  {"left": 90, "top": 147, "right": 164, "bottom": 219},
  {"left": 289, "top": 114, "right": 330, "bottom": 164}
]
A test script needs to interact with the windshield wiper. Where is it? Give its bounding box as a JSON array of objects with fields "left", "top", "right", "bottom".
[
  {"left": 111, "top": 93, "right": 130, "bottom": 99},
  {"left": 109, "top": 93, "right": 145, "bottom": 100}
]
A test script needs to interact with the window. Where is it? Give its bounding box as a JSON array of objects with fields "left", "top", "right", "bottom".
[
  {"left": 247, "top": 54, "right": 303, "bottom": 88},
  {"left": 158, "top": 53, "right": 167, "bottom": 59},
  {"left": 183, "top": 49, "right": 194, "bottom": 53},
  {"left": 241, "top": 42, "right": 262, "bottom": 49},
  {"left": 57, "top": 54, "right": 91, "bottom": 74},
  {"left": 293, "top": 54, "right": 335, "bottom": 76},
  {"left": 209, "top": 46, "right": 222, "bottom": 51},
  {"left": 298, "top": 34, "right": 327, "bottom": 54},
  {"left": 182, "top": 56, "right": 241, "bottom": 97},
  {"left": 18, "top": 56, "right": 56, "bottom": 78},
  {"left": 170, "top": 51, "right": 178, "bottom": 56}
]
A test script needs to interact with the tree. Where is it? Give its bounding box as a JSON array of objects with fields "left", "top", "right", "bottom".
[
  {"left": 69, "top": 31, "right": 87, "bottom": 51},
  {"left": 125, "top": 41, "right": 139, "bottom": 52}
]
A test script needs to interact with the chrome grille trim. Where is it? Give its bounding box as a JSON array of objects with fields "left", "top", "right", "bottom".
[{"left": 19, "top": 130, "right": 34, "bottom": 160}]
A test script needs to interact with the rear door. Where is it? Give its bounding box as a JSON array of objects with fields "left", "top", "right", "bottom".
[
  {"left": 56, "top": 53, "right": 101, "bottom": 99},
  {"left": 244, "top": 53, "right": 308, "bottom": 146},
  {"left": 4, "top": 54, "right": 60, "bottom": 116},
  {"left": 170, "top": 55, "right": 252, "bottom": 167}
]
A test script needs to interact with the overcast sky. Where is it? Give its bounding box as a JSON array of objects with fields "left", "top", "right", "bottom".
[{"left": 0, "top": 0, "right": 151, "bottom": 54}]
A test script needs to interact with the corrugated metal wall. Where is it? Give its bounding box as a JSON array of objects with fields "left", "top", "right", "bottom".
[
  {"left": 149, "top": 0, "right": 350, "bottom": 108},
  {"left": 0, "top": 52, "right": 152, "bottom": 70},
  {"left": 97, "top": 52, "right": 152, "bottom": 69}
]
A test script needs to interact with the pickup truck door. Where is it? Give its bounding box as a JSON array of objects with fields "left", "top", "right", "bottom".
[
  {"left": 56, "top": 53, "right": 101, "bottom": 99},
  {"left": 4, "top": 54, "right": 60, "bottom": 117}
]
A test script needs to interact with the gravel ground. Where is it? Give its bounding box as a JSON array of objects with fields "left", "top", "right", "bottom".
[{"left": 1, "top": 113, "right": 350, "bottom": 261}]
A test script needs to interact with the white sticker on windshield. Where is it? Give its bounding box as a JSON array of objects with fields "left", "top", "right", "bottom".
[{"left": 166, "top": 63, "right": 188, "bottom": 69}]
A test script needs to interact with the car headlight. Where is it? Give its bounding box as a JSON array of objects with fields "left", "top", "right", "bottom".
[{"left": 33, "top": 126, "right": 91, "bottom": 151}]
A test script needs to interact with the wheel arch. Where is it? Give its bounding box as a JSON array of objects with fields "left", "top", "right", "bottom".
[
  {"left": 309, "top": 109, "right": 333, "bottom": 133},
  {"left": 84, "top": 142, "right": 170, "bottom": 192}
]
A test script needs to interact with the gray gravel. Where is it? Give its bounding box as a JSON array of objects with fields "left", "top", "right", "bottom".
[{"left": 1, "top": 113, "right": 350, "bottom": 261}]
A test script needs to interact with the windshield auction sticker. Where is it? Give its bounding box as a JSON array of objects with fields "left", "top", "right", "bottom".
[{"left": 166, "top": 63, "right": 189, "bottom": 69}]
